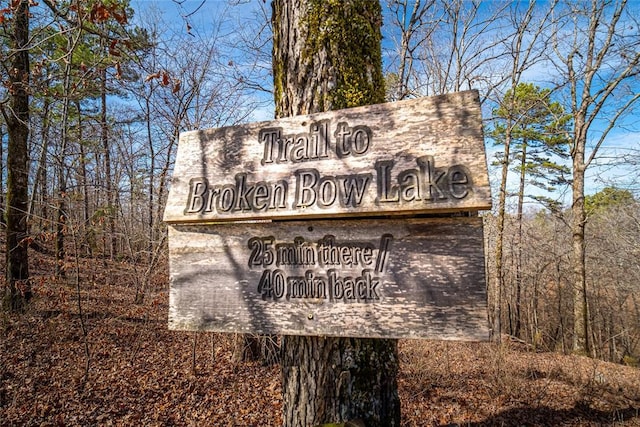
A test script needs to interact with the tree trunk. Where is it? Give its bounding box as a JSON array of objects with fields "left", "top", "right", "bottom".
[
  {"left": 153, "top": 121, "right": 178, "bottom": 253},
  {"left": 3, "top": 0, "right": 31, "bottom": 310},
  {"left": 273, "top": 1, "right": 400, "bottom": 425},
  {"left": 146, "top": 91, "right": 155, "bottom": 263},
  {"left": 55, "top": 33, "right": 77, "bottom": 279},
  {"left": 101, "top": 66, "right": 116, "bottom": 260},
  {"left": 493, "top": 128, "right": 511, "bottom": 341},
  {"left": 77, "top": 101, "right": 93, "bottom": 257},
  {"left": 0, "top": 124, "right": 4, "bottom": 228},
  {"left": 514, "top": 140, "right": 528, "bottom": 339},
  {"left": 281, "top": 336, "right": 399, "bottom": 426},
  {"left": 55, "top": 145, "right": 67, "bottom": 279},
  {"left": 28, "top": 97, "right": 50, "bottom": 232},
  {"left": 572, "top": 121, "right": 588, "bottom": 355}
]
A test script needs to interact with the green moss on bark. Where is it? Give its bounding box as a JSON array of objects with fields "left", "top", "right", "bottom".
[{"left": 304, "top": 0, "right": 385, "bottom": 109}]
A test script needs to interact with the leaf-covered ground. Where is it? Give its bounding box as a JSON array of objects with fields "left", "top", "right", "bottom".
[{"left": 1, "top": 251, "right": 639, "bottom": 426}]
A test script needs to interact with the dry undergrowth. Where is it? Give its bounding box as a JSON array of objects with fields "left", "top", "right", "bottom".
[
  {"left": 399, "top": 339, "right": 640, "bottom": 426},
  {"left": 1, "top": 251, "right": 639, "bottom": 426}
]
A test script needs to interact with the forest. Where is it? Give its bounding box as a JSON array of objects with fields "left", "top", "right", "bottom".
[{"left": 1, "top": 0, "right": 640, "bottom": 425}]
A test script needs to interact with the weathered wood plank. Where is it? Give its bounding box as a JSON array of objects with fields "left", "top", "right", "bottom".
[
  {"left": 168, "top": 217, "right": 489, "bottom": 340},
  {"left": 163, "top": 91, "right": 491, "bottom": 223}
]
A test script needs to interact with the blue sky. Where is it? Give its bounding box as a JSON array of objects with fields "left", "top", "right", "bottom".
[{"left": 128, "top": 0, "right": 640, "bottom": 204}]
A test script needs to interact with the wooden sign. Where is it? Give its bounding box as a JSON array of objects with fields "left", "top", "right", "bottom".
[
  {"left": 163, "top": 91, "right": 491, "bottom": 223},
  {"left": 167, "top": 217, "right": 488, "bottom": 340},
  {"left": 165, "top": 92, "right": 491, "bottom": 340}
]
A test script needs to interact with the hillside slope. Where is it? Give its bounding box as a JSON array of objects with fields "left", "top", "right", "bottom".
[{"left": 1, "top": 245, "right": 639, "bottom": 426}]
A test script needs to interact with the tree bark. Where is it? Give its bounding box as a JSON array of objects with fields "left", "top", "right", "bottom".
[
  {"left": 101, "top": 66, "right": 116, "bottom": 260},
  {"left": 3, "top": 0, "right": 31, "bottom": 310},
  {"left": 272, "top": 1, "right": 400, "bottom": 425},
  {"left": 514, "top": 140, "right": 527, "bottom": 339},
  {"left": 55, "top": 49, "right": 74, "bottom": 278},
  {"left": 281, "top": 336, "right": 399, "bottom": 426},
  {"left": 572, "top": 120, "right": 588, "bottom": 354},
  {"left": 77, "top": 101, "right": 93, "bottom": 257},
  {"left": 146, "top": 90, "right": 155, "bottom": 263},
  {"left": 28, "top": 97, "right": 51, "bottom": 232},
  {"left": 493, "top": 130, "right": 510, "bottom": 341},
  {"left": 0, "top": 124, "right": 4, "bottom": 228}
]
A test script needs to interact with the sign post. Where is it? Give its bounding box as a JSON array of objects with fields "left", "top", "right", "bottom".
[{"left": 164, "top": 90, "right": 492, "bottom": 340}]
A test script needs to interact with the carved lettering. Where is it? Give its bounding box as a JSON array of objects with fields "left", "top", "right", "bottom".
[
  {"left": 258, "top": 268, "right": 381, "bottom": 302},
  {"left": 294, "top": 169, "right": 372, "bottom": 209},
  {"left": 375, "top": 156, "right": 472, "bottom": 204},
  {"left": 250, "top": 234, "right": 389, "bottom": 303},
  {"left": 317, "top": 235, "right": 375, "bottom": 267},
  {"left": 259, "top": 120, "right": 373, "bottom": 164},
  {"left": 185, "top": 155, "right": 472, "bottom": 215},
  {"left": 258, "top": 269, "right": 286, "bottom": 300},
  {"left": 416, "top": 155, "right": 447, "bottom": 201},
  {"left": 184, "top": 120, "right": 475, "bottom": 216},
  {"left": 334, "top": 122, "right": 372, "bottom": 158},
  {"left": 375, "top": 234, "right": 392, "bottom": 273},
  {"left": 287, "top": 271, "right": 327, "bottom": 299},
  {"left": 340, "top": 174, "right": 371, "bottom": 208},
  {"left": 185, "top": 174, "right": 288, "bottom": 215},
  {"left": 328, "top": 269, "right": 380, "bottom": 302},
  {"left": 294, "top": 169, "right": 319, "bottom": 208},
  {"left": 375, "top": 160, "right": 399, "bottom": 203},
  {"left": 184, "top": 177, "right": 209, "bottom": 214},
  {"left": 259, "top": 120, "right": 333, "bottom": 164},
  {"left": 248, "top": 236, "right": 275, "bottom": 268},
  {"left": 276, "top": 237, "right": 316, "bottom": 266},
  {"left": 448, "top": 165, "right": 472, "bottom": 199}
]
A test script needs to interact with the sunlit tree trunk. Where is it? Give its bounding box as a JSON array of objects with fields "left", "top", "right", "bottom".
[
  {"left": 571, "top": 120, "right": 588, "bottom": 353},
  {"left": 514, "top": 140, "right": 528, "bottom": 338},
  {"left": 494, "top": 128, "right": 511, "bottom": 340},
  {"left": 273, "top": 1, "right": 400, "bottom": 425}
]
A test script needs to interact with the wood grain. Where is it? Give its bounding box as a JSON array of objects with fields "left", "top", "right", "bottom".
[
  {"left": 163, "top": 91, "right": 491, "bottom": 223},
  {"left": 168, "top": 217, "right": 489, "bottom": 340}
]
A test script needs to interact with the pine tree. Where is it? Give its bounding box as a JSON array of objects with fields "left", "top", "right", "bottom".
[{"left": 488, "top": 82, "right": 571, "bottom": 337}]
